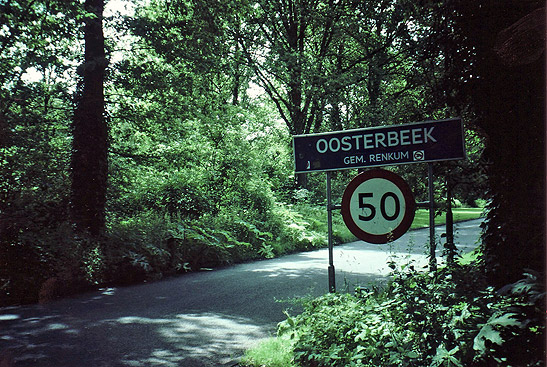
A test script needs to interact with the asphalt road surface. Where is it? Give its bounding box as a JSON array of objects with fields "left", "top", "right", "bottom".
[{"left": 1, "top": 219, "right": 483, "bottom": 367}]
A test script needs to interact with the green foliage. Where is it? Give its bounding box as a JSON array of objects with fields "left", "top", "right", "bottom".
[
  {"left": 472, "top": 272, "right": 546, "bottom": 366},
  {"left": 0, "top": 0, "right": 84, "bottom": 305},
  {"left": 271, "top": 265, "right": 545, "bottom": 367},
  {"left": 0, "top": 217, "right": 106, "bottom": 305}
]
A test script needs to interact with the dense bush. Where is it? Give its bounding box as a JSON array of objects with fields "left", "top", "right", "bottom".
[
  {"left": 0, "top": 200, "right": 331, "bottom": 306},
  {"left": 272, "top": 264, "right": 545, "bottom": 367},
  {"left": 102, "top": 202, "right": 332, "bottom": 281}
]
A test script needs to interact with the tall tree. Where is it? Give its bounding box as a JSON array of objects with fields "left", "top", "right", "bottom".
[
  {"left": 240, "top": 0, "right": 347, "bottom": 136},
  {"left": 445, "top": 0, "right": 545, "bottom": 286},
  {"left": 71, "top": 0, "right": 109, "bottom": 236}
]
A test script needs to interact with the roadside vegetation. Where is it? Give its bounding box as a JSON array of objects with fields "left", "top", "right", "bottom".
[{"left": 242, "top": 258, "right": 545, "bottom": 367}]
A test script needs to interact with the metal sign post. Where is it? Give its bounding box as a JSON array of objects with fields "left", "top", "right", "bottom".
[
  {"left": 326, "top": 171, "right": 336, "bottom": 292},
  {"left": 428, "top": 163, "right": 436, "bottom": 271},
  {"left": 416, "top": 163, "right": 438, "bottom": 271}
]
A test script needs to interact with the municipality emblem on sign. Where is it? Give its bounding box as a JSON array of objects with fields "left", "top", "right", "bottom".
[{"left": 413, "top": 150, "right": 425, "bottom": 160}]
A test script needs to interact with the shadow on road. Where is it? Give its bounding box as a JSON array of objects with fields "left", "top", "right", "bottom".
[{"left": 0, "top": 219, "right": 483, "bottom": 367}]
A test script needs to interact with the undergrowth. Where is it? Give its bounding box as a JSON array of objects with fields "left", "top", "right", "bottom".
[
  {"left": 1, "top": 202, "right": 333, "bottom": 305},
  {"left": 242, "top": 263, "right": 545, "bottom": 367}
]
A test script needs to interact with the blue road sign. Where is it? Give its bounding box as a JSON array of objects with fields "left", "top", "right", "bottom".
[{"left": 293, "top": 118, "right": 465, "bottom": 173}]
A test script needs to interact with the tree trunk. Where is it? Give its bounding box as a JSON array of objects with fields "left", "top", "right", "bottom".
[
  {"left": 455, "top": 2, "right": 545, "bottom": 286},
  {"left": 71, "top": 0, "right": 108, "bottom": 236}
]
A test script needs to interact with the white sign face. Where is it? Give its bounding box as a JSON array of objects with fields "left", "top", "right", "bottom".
[
  {"left": 347, "top": 178, "right": 406, "bottom": 235},
  {"left": 341, "top": 169, "right": 415, "bottom": 244}
]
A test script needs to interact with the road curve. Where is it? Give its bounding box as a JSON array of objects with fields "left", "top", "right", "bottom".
[{"left": 0, "top": 219, "right": 483, "bottom": 367}]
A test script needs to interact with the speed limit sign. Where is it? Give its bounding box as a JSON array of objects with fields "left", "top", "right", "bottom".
[{"left": 341, "top": 169, "right": 416, "bottom": 244}]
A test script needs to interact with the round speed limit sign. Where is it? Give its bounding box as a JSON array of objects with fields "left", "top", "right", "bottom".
[{"left": 341, "top": 169, "right": 416, "bottom": 244}]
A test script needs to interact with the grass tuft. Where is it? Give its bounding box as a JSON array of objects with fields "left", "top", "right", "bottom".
[{"left": 240, "top": 336, "right": 296, "bottom": 367}]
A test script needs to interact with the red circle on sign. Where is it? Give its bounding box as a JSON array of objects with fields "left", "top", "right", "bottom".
[{"left": 341, "top": 169, "right": 416, "bottom": 244}]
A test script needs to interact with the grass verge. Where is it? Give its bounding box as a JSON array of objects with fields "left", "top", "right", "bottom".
[
  {"left": 333, "top": 207, "right": 484, "bottom": 244},
  {"left": 411, "top": 207, "right": 484, "bottom": 229}
]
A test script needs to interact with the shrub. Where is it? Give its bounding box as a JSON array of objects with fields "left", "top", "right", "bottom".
[{"left": 276, "top": 264, "right": 545, "bottom": 367}]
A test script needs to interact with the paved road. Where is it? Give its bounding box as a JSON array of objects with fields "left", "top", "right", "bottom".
[{"left": 0, "top": 219, "right": 483, "bottom": 367}]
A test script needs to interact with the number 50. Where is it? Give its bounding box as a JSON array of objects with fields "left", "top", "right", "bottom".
[{"left": 358, "top": 192, "right": 401, "bottom": 222}]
